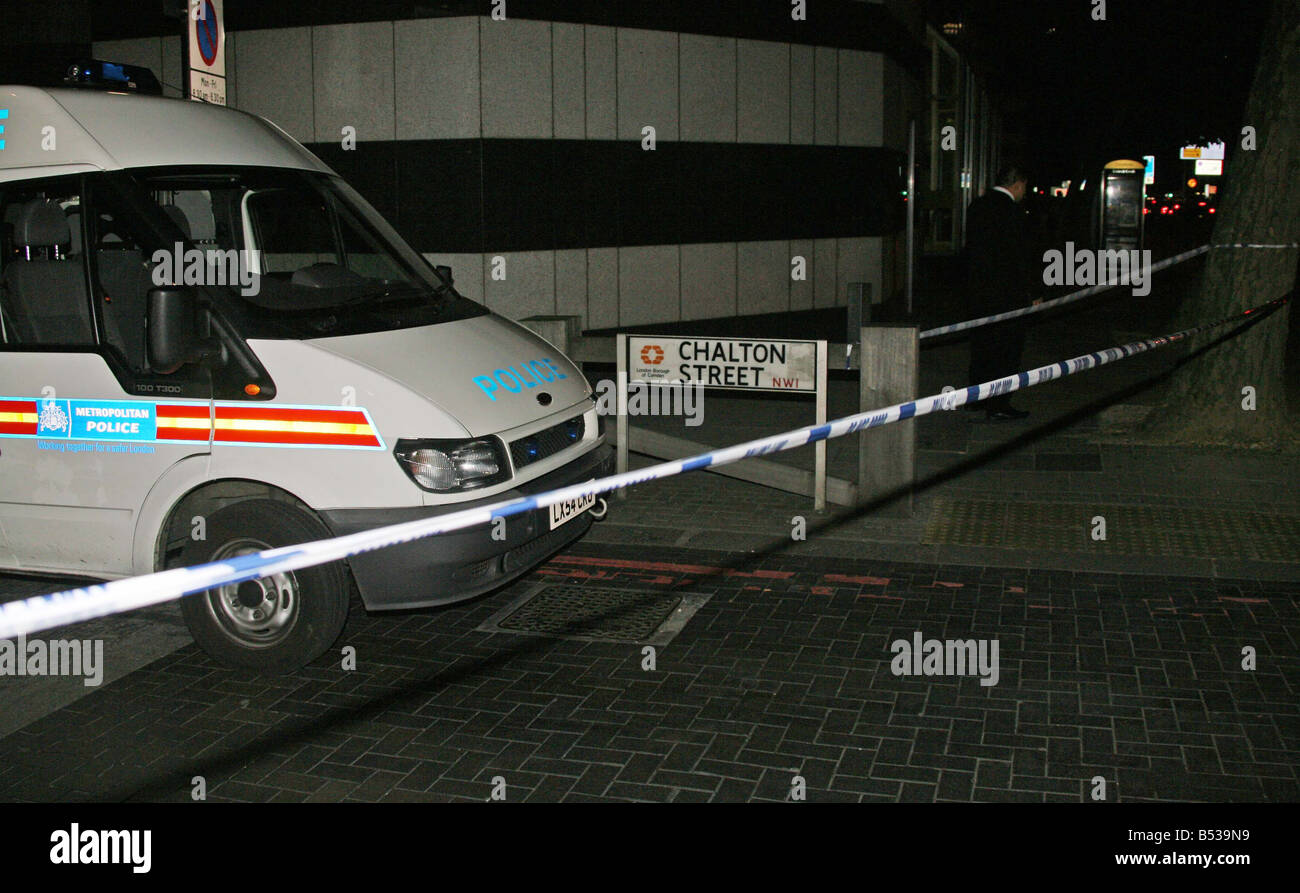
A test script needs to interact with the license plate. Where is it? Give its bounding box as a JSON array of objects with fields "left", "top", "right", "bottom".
[{"left": 549, "top": 483, "right": 596, "bottom": 530}]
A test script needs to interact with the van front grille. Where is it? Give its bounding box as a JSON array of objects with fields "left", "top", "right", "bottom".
[{"left": 509, "top": 415, "right": 585, "bottom": 471}]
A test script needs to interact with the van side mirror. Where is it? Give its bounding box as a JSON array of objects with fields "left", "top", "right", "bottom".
[
  {"left": 436, "top": 265, "right": 454, "bottom": 287},
  {"left": 147, "top": 287, "right": 206, "bottom": 374}
]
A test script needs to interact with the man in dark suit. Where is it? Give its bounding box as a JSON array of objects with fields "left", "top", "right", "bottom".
[{"left": 964, "top": 164, "right": 1036, "bottom": 420}]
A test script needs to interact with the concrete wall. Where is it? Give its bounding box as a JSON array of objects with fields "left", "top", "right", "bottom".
[{"left": 96, "top": 16, "right": 900, "bottom": 330}]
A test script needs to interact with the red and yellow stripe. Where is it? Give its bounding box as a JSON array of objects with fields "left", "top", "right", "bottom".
[
  {"left": 156, "top": 404, "right": 382, "bottom": 448},
  {"left": 155, "top": 403, "right": 211, "bottom": 442},
  {"left": 0, "top": 399, "right": 38, "bottom": 436}
]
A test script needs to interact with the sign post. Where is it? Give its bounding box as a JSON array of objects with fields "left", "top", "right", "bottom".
[
  {"left": 814, "top": 339, "right": 827, "bottom": 510},
  {"left": 617, "top": 335, "right": 829, "bottom": 511},
  {"left": 615, "top": 333, "right": 629, "bottom": 498},
  {"left": 187, "top": 0, "right": 226, "bottom": 106}
]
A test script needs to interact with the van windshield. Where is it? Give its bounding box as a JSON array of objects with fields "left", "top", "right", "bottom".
[{"left": 126, "top": 166, "right": 486, "bottom": 339}]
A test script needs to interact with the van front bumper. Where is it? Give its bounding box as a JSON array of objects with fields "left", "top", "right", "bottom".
[{"left": 320, "top": 444, "right": 613, "bottom": 611}]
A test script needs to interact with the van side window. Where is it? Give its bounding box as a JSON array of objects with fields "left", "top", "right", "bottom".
[{"left": 0, "top": 181, "right": 96, "bottom": 347}]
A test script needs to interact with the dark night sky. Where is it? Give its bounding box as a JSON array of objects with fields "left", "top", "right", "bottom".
[{"left": 933, "top": 0, "right": 1273, "bottom": 188}]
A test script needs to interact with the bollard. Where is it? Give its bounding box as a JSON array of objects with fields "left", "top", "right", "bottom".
[{"left": 857, "top": 325, "right": 916, "bottom": 516}]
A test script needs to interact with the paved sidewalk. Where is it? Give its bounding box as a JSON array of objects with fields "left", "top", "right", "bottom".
[
  {"left": 599, "top": 305, "right": 1299, "bottom": 582},
  {"left": 1, "top": 539, "right": 1294, "bottom": 803}
]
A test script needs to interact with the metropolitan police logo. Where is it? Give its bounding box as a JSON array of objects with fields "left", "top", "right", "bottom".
[{"left": 37, "top": 400, "right": 70, "bottom": 436}]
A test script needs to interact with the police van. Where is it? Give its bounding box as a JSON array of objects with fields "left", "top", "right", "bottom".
[{"left": 0, "top": 72, "right": 611, "bottom": 671}]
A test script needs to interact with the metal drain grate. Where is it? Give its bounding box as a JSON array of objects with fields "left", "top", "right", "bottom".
[
  {"left": 925, "top": 498, "right": 1300, "bottom": 561},
  {"left": 479, "top": 585, "right": 709, "bottom": 644}
]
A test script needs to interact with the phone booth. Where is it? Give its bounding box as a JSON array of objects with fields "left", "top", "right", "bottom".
[{"left": 1098, "top": 159, "right": 1145, "bottom": 251}]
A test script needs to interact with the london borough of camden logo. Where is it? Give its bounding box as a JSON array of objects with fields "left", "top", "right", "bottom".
[
  {"left": 37, "top": 399, "right": 70, "bottom": 436},
  {"left": 640, "top": 344, "right": 665, "bottom": 365}
]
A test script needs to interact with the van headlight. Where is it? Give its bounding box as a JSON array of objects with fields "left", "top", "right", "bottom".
[{"left": 393, "top": 438, "right": 510, "bottom": 492}]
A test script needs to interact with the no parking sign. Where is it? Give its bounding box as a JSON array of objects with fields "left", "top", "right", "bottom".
[{"left": 188, "top": 0, "right": 226, "bottom": 106}]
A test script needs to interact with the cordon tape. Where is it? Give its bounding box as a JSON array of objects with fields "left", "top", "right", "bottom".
[
  {"left": 920, "top": 242, "right": 1297, "bottom": 339},
  {"left": 0, "top": 279, "right": 1289, "bottom": 641}
]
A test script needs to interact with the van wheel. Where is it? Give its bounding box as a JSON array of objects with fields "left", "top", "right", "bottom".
[{"left": 175, "top": 499, "right": 349, "bottom": 673}]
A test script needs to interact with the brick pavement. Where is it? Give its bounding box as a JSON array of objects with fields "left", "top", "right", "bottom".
[{"left": 0, "top": 540, "right": 1294, "bottom": 803}]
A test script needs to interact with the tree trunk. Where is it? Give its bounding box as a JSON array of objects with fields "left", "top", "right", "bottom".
[{"left": 1139, "top": 0, "right": 1300, "bottom": 448}]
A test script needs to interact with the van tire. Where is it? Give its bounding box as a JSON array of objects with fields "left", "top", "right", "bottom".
[{"left": 175, "top": 499, "right": 348, "bottom": 673}]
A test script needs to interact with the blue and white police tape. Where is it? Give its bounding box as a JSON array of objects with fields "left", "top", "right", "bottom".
[
  {"left": 0, "top": 292, "right": 1290, "bottom": 641},
  {"left": 918, "top": 241, "right": 1299, "bottom": 340},
  {"left": 918, "top": 245, "right": 1211, "bottom": 339}
]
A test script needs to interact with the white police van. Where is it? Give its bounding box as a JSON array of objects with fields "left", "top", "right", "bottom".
[{"left": 0, "top": 72, "right": 610, "bottom": 671}]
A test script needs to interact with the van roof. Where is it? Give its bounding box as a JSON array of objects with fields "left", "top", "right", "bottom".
[{"left": 0, "top": 86, "right": 332, "bottom": 182}]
